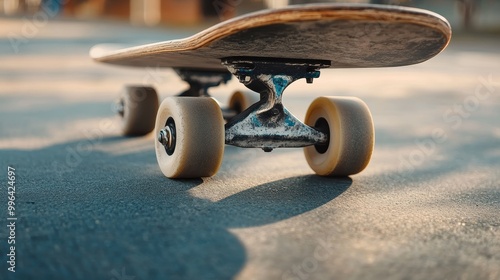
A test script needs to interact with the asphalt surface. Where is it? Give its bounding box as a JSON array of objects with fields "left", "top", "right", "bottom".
[{"left": 0, "top": 15, "right": 499, "bottom": 280}]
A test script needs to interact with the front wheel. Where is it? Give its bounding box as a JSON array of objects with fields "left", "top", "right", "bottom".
[
  {"left": 154, "top": 97, "right": 225, "bottom": 179},
  {"left": 304, "top": 96, "right": 374, "bottom": 176}
]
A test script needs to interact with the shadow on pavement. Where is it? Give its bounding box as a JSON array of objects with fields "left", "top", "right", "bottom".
[{"left": 0, "top": 138, "right": 351, "bottom": 280}]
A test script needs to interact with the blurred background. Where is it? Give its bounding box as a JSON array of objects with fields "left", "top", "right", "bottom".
[
  {"left": 0, "top": 1, "right": 499, "bottom": 280},
  {"left": 1, "top": 0, "right": 499, "bottom": 31}
]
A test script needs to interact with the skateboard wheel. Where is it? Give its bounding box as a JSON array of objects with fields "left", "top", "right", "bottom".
[
  {"left": 228, "top": 90, "right": 260, "bottom": 114},
  {"left": 154, "top": 97, "right": 224, "bottom": 178},
  {"left": 118, "top": 86, "right": 159, "bottom": 136},
  {"left": 304, "top": 96, "right": 374, "bottom": 176}
]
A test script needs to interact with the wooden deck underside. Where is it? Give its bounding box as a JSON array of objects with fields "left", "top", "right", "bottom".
[{"left": 91, "top": 4, "right": 452, "bottom": 71}]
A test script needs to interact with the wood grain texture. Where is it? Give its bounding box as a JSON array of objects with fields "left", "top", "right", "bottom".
[{"left": 91, "top": 4, "right": 452, "bottom": 71}]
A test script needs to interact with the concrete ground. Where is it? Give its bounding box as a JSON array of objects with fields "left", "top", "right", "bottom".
[{"left": 0, "top": 13, "right": 499, "bottom": 280}]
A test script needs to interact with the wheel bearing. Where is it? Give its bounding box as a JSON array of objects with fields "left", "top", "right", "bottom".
[{"left": 158, "top": 117, "right": 176, "bottom": 156}]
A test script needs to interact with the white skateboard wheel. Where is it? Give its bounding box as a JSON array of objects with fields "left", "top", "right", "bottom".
[
  {"left": 119, "top": 86, "right": 159, "bottom": 136},
  {"left": 155, "top": 97, "right": 224, "bottom": 178},
  {"left": 228, "top": 90, "right": 260, "bottom": 113},
  {"left": 304, "top": 96, "right": 374, "bottom": 176}
]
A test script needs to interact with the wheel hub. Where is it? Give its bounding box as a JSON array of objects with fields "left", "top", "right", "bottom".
[{"left": 157, "top": 117, "right": 176, "bottom": 156}]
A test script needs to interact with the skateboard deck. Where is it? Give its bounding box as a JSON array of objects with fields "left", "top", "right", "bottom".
[
  {"left": 90, "top": 4, "right": 451, "bottom": 70},
  {"left": 92, "top": 4, "right": 452, "bottom": 179}
]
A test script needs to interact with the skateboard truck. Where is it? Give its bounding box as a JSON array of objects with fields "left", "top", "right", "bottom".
[
  {"left": 175, "top": 69, "right": 232, "bottom": 97},
  {"left": 222, "top": 57, "right": 331, "bottom": 152}
]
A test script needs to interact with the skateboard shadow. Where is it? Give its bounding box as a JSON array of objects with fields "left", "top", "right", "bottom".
[
  {"left": 114, "top": 174, "right": 352, "bottom": 279},
  {"left": 214, "top": 175, "right": 352, "bottom": 228},
  {"left": 0, "top": 138, "right": 351, "bottom": 280}
]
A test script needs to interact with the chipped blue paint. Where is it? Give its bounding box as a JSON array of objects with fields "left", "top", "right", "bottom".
[
  {"left": 250, "top": 114, "right": 261, "bottom": 127},
  {"left": 239, "top": 68, "right": 253, "bottom": 75},
  {"left": 284, "top": 109, "right": 297, "bottom": 127},
  {"left": 306, "top": 71, "right": 321, "bottom": 79},
  {"left": 222, "top": 58, "right": 330, "bottom": 148},
  {"left": 272, "top": 75, "right": 290, "bottom": 97}
]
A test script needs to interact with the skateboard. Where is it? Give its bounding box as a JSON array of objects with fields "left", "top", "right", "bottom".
[{"left": 91, "top": 4, "right": 451, "bottom": 179}]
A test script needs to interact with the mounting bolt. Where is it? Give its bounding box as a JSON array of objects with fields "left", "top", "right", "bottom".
[{"left": 306, "top": 77, "right": 314, "bottom": 84}]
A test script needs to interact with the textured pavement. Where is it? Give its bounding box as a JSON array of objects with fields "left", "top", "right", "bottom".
[{"left": 0, "top": 15, "right": 499, "bottom": 280}]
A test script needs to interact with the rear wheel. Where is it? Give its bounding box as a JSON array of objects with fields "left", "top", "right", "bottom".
[
  {"left": 228, "top": 90, "right": 260, "bottom": 114},
  {"left": 117, "top": 86, "right": 159, "bottom": 136}
]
